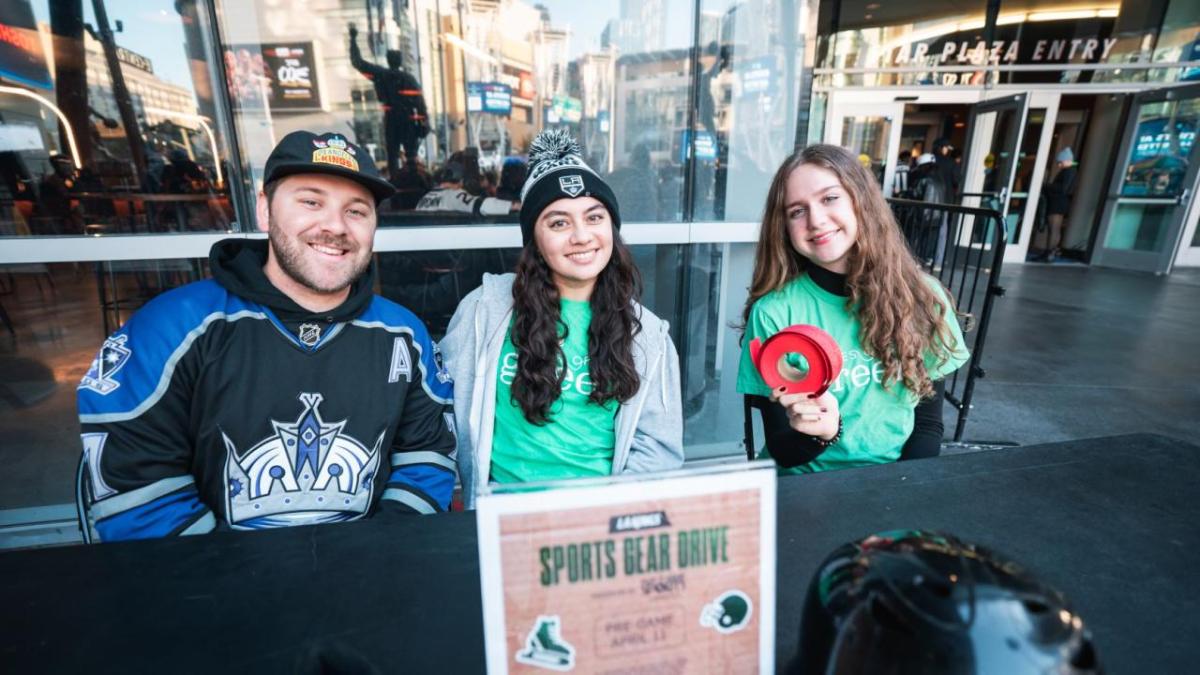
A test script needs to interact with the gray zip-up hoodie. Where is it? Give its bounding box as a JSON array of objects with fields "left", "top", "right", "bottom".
[{"left": 440, "top": 273, "right": 684, "bottom": 508}]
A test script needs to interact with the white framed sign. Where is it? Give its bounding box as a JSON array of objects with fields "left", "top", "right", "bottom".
[{"left": 477, "top": 462, "right": 777, "bottom": 673}]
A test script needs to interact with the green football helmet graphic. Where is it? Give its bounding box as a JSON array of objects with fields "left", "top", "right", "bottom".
[{"left": 700, "top": 590, "right": 753, "bottom": 634}]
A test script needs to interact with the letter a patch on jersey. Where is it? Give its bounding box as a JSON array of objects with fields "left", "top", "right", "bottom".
[{"left": 389, "top": 336, "right": 412, "bottom": 383}]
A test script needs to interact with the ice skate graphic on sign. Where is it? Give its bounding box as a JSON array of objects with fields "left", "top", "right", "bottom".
[
  {"left": 699, "top": 590, "right": 753, "bottom": 634},
  {"left": 515, "top": 615, "right": 575, "bottom": 671}
]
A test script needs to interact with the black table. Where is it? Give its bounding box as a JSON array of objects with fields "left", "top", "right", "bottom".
[{"left": 2, "top": 433, "right": 1197, "bottom": 673}]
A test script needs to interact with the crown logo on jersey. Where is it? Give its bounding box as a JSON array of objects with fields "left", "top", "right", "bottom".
[
  {"left": 224, "top": 392, "right": 382, "bottom": 529},
  {"left": 79, "top": 334, "right": 132, "bottom": 395}
]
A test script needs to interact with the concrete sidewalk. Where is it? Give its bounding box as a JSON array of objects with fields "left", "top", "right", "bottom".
[{"left": 960, "top": 264, "right": 1200, "bottom": 445}]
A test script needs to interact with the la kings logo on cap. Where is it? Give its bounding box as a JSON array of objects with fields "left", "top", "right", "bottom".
[{"left": 558, "top": 174, "right": 584, "bottom": 197}]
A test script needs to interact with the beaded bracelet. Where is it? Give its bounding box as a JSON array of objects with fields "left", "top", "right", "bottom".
[{"left": 814, "top": 416, "right": 843, "bottom": 449}]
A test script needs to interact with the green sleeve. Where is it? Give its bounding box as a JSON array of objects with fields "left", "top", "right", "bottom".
[
  {"left": 736, "top": 296, "right": 786, "bottom": 397},
  {"left": 925, "top": 281, "right": 971, "bottom": 381}
]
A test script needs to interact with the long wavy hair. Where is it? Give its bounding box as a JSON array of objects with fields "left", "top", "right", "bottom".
[
  {"left": 741, "top": 144, "right": 962, "bottom": 398},
  {"left": 510, "top": 228, "right": 643, "bottom": 424}
]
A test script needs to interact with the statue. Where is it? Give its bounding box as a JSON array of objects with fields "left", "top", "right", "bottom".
[{"left": 348, "top": 23, "right": 431, "bottom": 176}]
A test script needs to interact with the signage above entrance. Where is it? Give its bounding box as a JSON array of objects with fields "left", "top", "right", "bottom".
[
  {"left": 885, "top": 36, "right": 1118, "bottom": 67},
  {"left": 840, "top": 16, "right": 1120, "bottom": 85}
]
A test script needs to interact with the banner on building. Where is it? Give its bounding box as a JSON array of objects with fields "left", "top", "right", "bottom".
[
  {"left": 550, "top": 94, "right": 583, "bottom": 124},
  {"left": 260, "top": 42, "right": 322, "bottom": 110},
  {"left": 225, "top": 42, "right": 323, "bottom": 112},
  {"left": 477, "top": 462, "right": 777, "bottom": 674},
  {"left": 468, "top": 81, "right": 513, "bottom": 115},
  {"left": 0, "top": 0, "right": 52, "bottom": 90}
]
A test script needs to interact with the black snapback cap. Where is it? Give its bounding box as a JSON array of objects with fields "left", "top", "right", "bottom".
[{"left": 263, "top": 131, "right": 396, "bottom": 204}]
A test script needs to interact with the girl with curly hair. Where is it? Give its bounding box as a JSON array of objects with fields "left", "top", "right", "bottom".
[
  {"left": 441, "top": 130, "right": 683, "bottom": 507},
  {"left": 738, "top": 144, "right": 969, "bottom": 472}
]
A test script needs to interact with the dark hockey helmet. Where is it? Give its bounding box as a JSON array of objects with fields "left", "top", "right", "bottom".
[{"left": 789, "top": 530, "right": 1100, "bottom": 675}]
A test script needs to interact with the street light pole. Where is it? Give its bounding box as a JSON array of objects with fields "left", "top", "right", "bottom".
[{"left": 91, "top": 0, "right": 148, "bottom": 186}]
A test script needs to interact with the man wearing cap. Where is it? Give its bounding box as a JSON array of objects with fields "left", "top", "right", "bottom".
[{"left": 76, "top": 131, "right": 457, "bottom": 542}]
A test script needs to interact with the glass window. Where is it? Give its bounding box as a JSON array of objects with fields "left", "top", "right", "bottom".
[
  {"left": 1, "top": 1, "right": 238, "bottom": 238},
  {"left": 681, "top": 242, "right": 754, "bottom": 457},
  {"left": 218, "top": 0, "right": 708, "bottom": 225},
  {"left": 840, "top": 115, "right": 891, "bottom": 185},
  {"left": 690, "top": 0, "right": 812, "bottom": 222},
  {"left": 0, "top": 257, "right": 206, "bottom": 524},
  {"left": 1008, "top": 107, "right": 1045, "bottom": 245},
  {"left": 1120, "top": 97, "right": 1199, "bottom": 198},
  {"left": 1154, "top": 0, "right": 1200, "bottom": 78}
]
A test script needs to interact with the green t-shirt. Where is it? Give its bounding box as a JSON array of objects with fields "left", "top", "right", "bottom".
[
  {"left": 491, "top": 299, "right": 618, "bottom": 483},
  {"left": 736, "top": 273, "right": 969, "bottom": 473}
]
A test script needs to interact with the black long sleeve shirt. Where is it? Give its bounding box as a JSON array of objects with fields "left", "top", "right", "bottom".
[{"left": 751, "top": 265, "right": 945, "bottom": 468}]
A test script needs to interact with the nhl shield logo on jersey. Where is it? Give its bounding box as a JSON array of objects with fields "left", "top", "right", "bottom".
[
  {"left": 558, "top": 174, "right": 585, "bottom": 197},
  {"left": 79, "top": 334, "right": 132, "bottom": 395},
  {"left": 516, "top": 615, "right": 575, "bottom": 671},
  {"left": 298, "top": 322, "right": 321, "bottom": 346},
  {"left": 223, "top": 392, "right": 382, "bottom": 529}
]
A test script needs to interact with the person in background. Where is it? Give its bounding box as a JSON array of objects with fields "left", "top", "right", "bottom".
[
  {"left": 386, "top": 160, "right": 432, "bottom": 210},
  {"left": 416, "top": 156, "right": 517, "bottom": 215},
  {"left": 737, "top": 144, "right": 969, "bottom": 473},
  {"left": 908, "top": 140, "right": 925, "bottom": 168},
  {"left": 891, "top": 151, "right": 911, "bottom": 198},
  {"left": 35, "top": 155, "right": 81, "bottom": 235},
  {"left": 1038, "top": 147, "right": 1077, "bottom": 261},
  {"left": 905, "top": 152, "right": 950, "bottom": 268},
  {"left": 440, "top": 129, "right": 683, "bottom": 509},
  {"left": 496, "top": 158, "right": 528, "bottom": 202},
  {"left": 932, "top": 137, "right": 960, "bottom": 200}
]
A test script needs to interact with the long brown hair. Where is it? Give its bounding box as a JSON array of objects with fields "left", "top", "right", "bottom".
[
  {"left": 510, "top": 230, "right": 643, "bottom": 424},
  {"left": 741, "top": 144, "right": 961, "bottom": 398}
]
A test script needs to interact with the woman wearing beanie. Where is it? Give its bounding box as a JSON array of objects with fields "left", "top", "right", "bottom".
[
  {"left": 1037, "top": 147, "right": 1077, "bottom": 261},
  {"left": 440, "top": 129, "right": 684, "bottom": 508}
]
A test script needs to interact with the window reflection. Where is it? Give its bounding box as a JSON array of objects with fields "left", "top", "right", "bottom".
[
  {"left": 219, "top": 0, "right": 811, "bottom": 225},
  {"left": 0, "top": 0, "right": 236, "bottom": 238},
  {"left": 0, "top": 258, "right": 206, "bottom": 515}
]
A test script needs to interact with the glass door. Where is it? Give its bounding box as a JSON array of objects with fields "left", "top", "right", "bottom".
[
  {"left": 824, "top": 99, "right": 903, "bottom": 196},
  {"left": 959, "top": 93, "right": 1030, "bottom": 221},
  {"left": 1093, "top": 83, "right": 1200, "bottom": 273}
]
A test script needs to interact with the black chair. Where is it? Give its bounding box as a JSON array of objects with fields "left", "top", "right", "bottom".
[
  {"left": 741, "top": 394, "right": 769, "bottom": 462},
  {"left": 74, "top": 452, "right": 95, "bottom": 544}
]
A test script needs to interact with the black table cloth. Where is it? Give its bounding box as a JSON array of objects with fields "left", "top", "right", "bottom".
[{"left": 2, "top": 433, "right": 1196, "bottom": 673}]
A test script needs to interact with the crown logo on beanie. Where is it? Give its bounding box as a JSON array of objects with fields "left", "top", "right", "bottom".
[
  {"left": 521, "top": 128, "right": 599, "bottom": 201},
  {"left": 519, "top": 128, "right": 620, "bottom": 246}
]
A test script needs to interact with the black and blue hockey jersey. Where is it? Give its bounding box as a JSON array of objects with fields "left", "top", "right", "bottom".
[{"left": 77, "top": 239, "right": 456, "bottom": 541}]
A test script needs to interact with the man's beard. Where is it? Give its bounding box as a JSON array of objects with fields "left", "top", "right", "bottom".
[{"left": 268, "top": 214, "right": 371, "bottom": 294}]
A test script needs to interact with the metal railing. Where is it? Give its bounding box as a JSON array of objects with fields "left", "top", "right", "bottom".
[{"left": 888, "top": 197, "right": 1008, "bottom": 441}]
